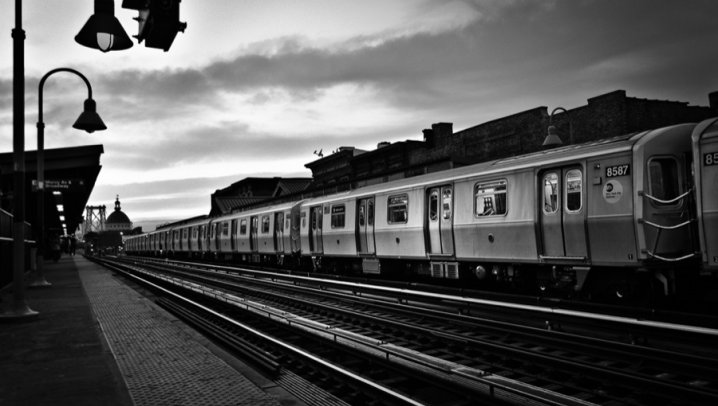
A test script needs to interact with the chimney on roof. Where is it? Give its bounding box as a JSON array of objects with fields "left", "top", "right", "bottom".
[
  {"left": 431, "top": 122, "right": 453, "bottom": 147},
  {"left": 377, "top": 141, "right": 390, "bottom": 149},
  {"left": 423, "top": 128, "right": 435, "bottom": 148},
  {"left": 709, "top": 91, "right": 718, "bottom": 114}
]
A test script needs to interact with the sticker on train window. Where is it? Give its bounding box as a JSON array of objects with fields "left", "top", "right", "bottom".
[
  {"left": 606, "top": 164, "right": 630, "bottom": 177},
  {"left": 705, "top": 152, "right": 718, "bottom": 166}
]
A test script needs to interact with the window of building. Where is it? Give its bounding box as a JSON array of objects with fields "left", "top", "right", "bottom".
[
  {"left": 543, "top": 173, "right": 559, "bottom": 214},
  {"left": 648, "top": 157, "right": 680, "bottom": 205},
  {"left": 261, "top": 215, "right": 270, "bottom": 233},
  {"left": 331, "top": 205, "right": 346, "bottom": 228},
  {"left": 240, "top": 219, "right": 247, "bottom": 235},
  {"left": 387, "top": 194, "right": 408, "bottom": 223},
  {"left": 565, "top": 169, "right": 582, "bottom": 212},
  {"left": 475, "top": 180, "right": 507, "bottom": 216}
]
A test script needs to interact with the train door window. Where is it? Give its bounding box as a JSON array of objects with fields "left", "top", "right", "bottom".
[
  {"left": 276, "top": 213, "right": 284, "bottom": 232},
  {"left": 543, "top": 173, "right": 559, "bottom": 214},
  {"left": 222, "top": 222, "right": 229, "bottom": 236},
  {"left": 192, "top": 227, "right": 198, "bottom": 239},
  {"left": 331, "top": 205, "right": 345, "bottom": 228},
  {"left": 648, "top": 157, "right": 680, "bottom": 205},
  {"left": 301, "top": 212, "right": 307, "bottom": 228},
  {"left": 565, "top": 169, "right": 582, "bottom": 213},
  {"left": 311, "top": 209, "right": 316, "bottom": 230},
  {"left": 475, "top": 180, "right": 507, "bottom": 217},
  {"left": 368, "top": 199, "right": 374, "bottom": 225},
  {"left": 387, "top": 194, "right": 408, "bottom": 223},
  {"left": 358, "top": 203, "right": 365, "bottom": 227},
  {"left": 442, "top": 188, "right": 452, "bottom": 219},
  {"left": 261, "top": 215, "right": 270, "bottom": 233},
  {"left": 429, "top": 190, "right": 439, "bottom": 221},
  {"left": 240, "top": 219, "right": 247, "bottom": 235}
]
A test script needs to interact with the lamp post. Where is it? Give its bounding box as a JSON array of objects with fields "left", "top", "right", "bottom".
[
  {"left": 0, "top": 0, "right": 37, "bottom": 319},
  {"left": 30, "top": 68, "right": 106, "bottom": 288},
  {"left": 542, "top": 107, "right": 574, "bottom": 147}
]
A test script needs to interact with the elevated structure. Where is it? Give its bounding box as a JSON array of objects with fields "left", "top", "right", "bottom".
[{"left": 83, "top": 205, "right": 106, "bottom": 235}]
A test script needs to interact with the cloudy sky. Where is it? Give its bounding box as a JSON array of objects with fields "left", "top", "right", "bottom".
[{"left": 1, "top": 0, "right": 716, "bottom": 231}]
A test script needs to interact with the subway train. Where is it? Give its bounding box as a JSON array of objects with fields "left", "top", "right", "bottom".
[{"left": 125, "top": 117, "right": 718, "bottom": 301}]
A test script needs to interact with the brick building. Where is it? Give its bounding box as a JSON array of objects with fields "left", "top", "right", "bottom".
[{"left": 304, "top": 89, "right": 717, "bottom": 190}]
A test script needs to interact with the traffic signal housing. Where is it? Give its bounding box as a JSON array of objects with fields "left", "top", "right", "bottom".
[{"left": 122, "top": 0, "right": 187, "bottom": 52}]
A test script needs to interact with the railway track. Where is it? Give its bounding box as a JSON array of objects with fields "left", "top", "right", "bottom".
[{"left": 91, "top": 255, "right": 718, "bottom": 406}]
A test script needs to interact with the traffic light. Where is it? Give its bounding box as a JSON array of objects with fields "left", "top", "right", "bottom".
[{"left": 122, "top": 0, "right": 187, "bottom": 52}]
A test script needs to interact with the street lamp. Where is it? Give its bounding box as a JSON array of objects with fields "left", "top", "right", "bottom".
[
  {"left": 75, "top": 0, "right": 133, "bottom": 52},
  {"left": 30, "top": 68, "right": 106, "bottom": 288},
  {"left": 542, "top": 107, "right": 574, "bottom": 147}
]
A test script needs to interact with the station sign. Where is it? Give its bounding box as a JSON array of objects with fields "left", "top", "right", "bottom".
[{"left": 32, "top": 179, "right": 85, "bottom": 191}]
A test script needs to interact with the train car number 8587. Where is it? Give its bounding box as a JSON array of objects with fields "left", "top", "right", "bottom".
[
  {"left": 606, "top": 164, "right": 630, "bottom": 177},
  {"left": 705, "top": 152, "right": 718, "bottom": 166}
]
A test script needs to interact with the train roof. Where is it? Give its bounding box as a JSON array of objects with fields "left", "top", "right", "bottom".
[{"left": 303, "top": 123, "right": 696, "bottom": 206}]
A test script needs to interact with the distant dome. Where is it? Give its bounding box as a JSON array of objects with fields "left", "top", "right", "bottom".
[{"left": 106, "top": 195, "right": 132, "bottom": 231}]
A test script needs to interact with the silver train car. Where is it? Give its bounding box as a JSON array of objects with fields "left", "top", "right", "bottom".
[{"left": 125, "top": 118, "right": 718, "bottom": 300}]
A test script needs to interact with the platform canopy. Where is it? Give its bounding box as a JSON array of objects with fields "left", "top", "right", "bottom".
[{"left": 0, "top": 144, "right": 103, "bottom": 237}]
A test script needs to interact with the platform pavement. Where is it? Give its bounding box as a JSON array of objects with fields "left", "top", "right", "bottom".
[{"left": 0, "top": 254, "right": 304, "bottom": 406}]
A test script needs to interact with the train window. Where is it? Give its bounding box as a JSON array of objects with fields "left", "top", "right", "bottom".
[
  {"left": 387, "top": 194, "right": 409, "bottom": 224},
  {"left": 648, "top": 157, "right": 680, "bottom": 205},
  {"left": 442, "top": 188, "right": 452, "bottom": 219},
  {"left": 475, "top": 180, "right": 507, "bottom": 217},
  {"left": 261, "top": 215, "right": 270, "bottom": 233},
  {"left": 331, "top": 205, "right": 346, "bottom": 228},
  {"left": 565, "top": 169, "right": 582, "bottom": 212},
  {"left": 240, "top": 219, "right": 247, "bottom": 235},
  {"left": 222, "top": 222, "right": 229, "bottom": 236},
  {"left": 182, "top": 228, "right": 188, "bottom": 239},
  {"left": 192, "top": 227, "right": 198, "bottom": 239},
  {"left": 543, "top": 173, "right": 559, "bottom": 214},
  {"left": 358, "top": 203, "right": 365, "bottom": 226},
  {"left": 368, "top": 200, "right": 374, "bottom": 226},
  {"left": 429, "top": 190, "right": 439, "bottom": 221}
]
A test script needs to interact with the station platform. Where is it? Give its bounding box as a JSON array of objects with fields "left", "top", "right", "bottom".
[{"left": 0, "top": 254, "right": 303, "bottom": 406}]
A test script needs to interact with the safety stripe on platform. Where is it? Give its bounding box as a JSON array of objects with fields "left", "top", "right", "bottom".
[{"left": 77, "top": 262, "right": 281, "bottom": 406}]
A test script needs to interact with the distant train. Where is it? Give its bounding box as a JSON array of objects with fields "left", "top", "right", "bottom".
[{"left": 125, "top": 117, "right": 718, "bottom": 301}]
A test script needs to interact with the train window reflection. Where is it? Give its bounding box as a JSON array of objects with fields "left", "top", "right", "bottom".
[
  {"left": 648, "top": 157, "right": 680, "bottom": 205},
  {"left": 565, "top": 169, "right": 582, "bottom": 212},
  {"left": 543, "top": 173, "right": 559, "bottom": 214},
  {"left": 475, "top": 180, "right": 507, "bottom": 217},
  {"left": 387, "top": 194, "right": 408, "bottom": 224}
]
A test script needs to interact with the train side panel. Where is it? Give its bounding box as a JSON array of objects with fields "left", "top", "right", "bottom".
[
  {"left": 321, "top": 198, "right": 358, "bottom": 257},
  {"left": 454, "top": 170, "right": 538, "bottom": 262},
  {"left": 586, "top": 152, "right": 638, "bottom": 266},
  {"left": 374, "top": 187, "right": 426, "bottom": 259}
]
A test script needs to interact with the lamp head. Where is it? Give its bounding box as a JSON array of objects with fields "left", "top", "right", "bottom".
[
  {"left": 73, "top": 99, "right": 107, "bottom": 133},
  {"left": 75, "top": 0, "right": 133, "bottom": 52},
  {"left": 542, "top": 125, "right": 563, "bottom": 147}
]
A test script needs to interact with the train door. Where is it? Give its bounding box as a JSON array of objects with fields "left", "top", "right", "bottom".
[
  {"left": 309, "top": 205, "right": 323, "bottom": 253},
  {"left": 426, "top": 186, "right": 455, "bottom": 255},
  {"left": 539, "top": 167, "right": 588, "bottom": 259},
  {"left": 356, "top": 197, "right": 376, "bottom": 254},
  {"left": 250, "top": 216, "right": 258, "bottom": 252},
  {"left": 275, "top": 212, "right": 284, "bottom": 252}
]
